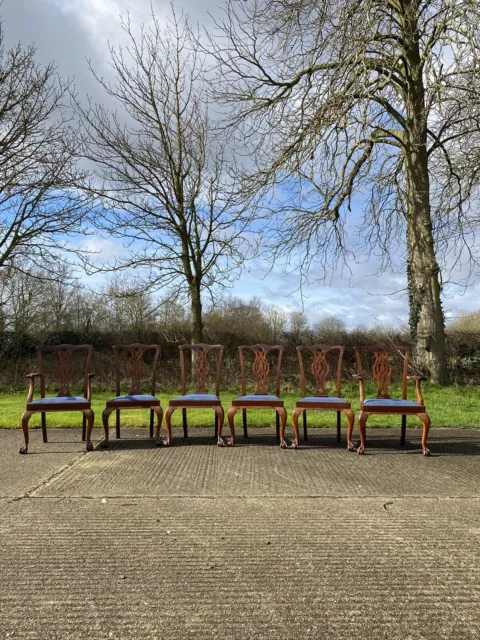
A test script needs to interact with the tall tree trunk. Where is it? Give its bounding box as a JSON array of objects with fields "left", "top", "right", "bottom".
[
  {"left": 403, "top": 4, "right": 448, "bottom": 384},
  {"left": 190, "top": 282, "right": 203, "bottom": 344}
]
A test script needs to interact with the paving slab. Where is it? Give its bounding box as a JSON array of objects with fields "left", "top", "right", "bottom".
[
  {"left": 0, "top": 428, "right": 95, "bottom": 498},
  {"left": 0, "top": 427, "right": 479, "bottom": 639},
  {"left": 0, "top": 496, "right": 479, "bottom": 639},
  {"left": 32, "top": 427, "right": 480, "bottom": 498}
]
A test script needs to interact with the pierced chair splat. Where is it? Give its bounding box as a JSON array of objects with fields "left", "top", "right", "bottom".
[
  {"left": 20, "top": 344, "right": 95, "bottom": 454},
  {"left": 165, "top": 344, "right": 225, "bottom": 444},
  {"left": 223, "top": 345, "right": 291, "bottom": 448},
  {"left": 353, "top": 345, "right": 431, "bottom": 456},
  {"left": 90, "top": 344, "right": 165, "bottom": 451},
  {"left": 292, "top": 345, "right": 354, "bottom": 450}
]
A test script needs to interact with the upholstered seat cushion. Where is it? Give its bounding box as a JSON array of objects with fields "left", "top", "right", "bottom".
[
  {"left": 363, "top": 399, "right": 424, "bottom": 413},
  {"left": 27, "top": 396, "right": 90, "bottom": 410},
  {"left": 169, "top": 393, "right": 221, "bottom": 407},
  {"left": 296, "top": 396, "right": 350, "bottom": 409},
  {"left": 30, "top": 396, "right": 88, "bottom": 405},
  {"left": 106, "top": 394, "right": 160, "bottom": 408},
  {"left": 232, "top": 394, "right": 283, "bottom": 407}
]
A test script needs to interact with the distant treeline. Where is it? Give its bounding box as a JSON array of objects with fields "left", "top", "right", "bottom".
[{"left": 1, "top": 272, "right": 479, "bottom": 389}]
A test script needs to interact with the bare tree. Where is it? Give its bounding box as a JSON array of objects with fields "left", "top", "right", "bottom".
[
  {"left": 288, "top": 310, "right": 309, "bottom": 343},
  {"left": 209, "top": 0, "right": 480, "bottom": 383},
  {"left": 0, "top": 21, "right": 89, "bottom": 278},
  {"left": 263, "top": 304, "right": 287, "bottom": 343},
  {"left": 76, "top": 9, "right": 255, "bottom": 343}
]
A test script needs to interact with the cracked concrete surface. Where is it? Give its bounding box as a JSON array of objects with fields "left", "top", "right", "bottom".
[{"left": 0, "top": 426, "right": 479, "bottom": 638}]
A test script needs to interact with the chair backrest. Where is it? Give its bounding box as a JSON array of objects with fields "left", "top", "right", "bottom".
[
  {"left": 178, "top": 344, "right": 224, "bottom": 397},
  {"left": 36, "top": 344, "right": 93, "bottom": 398},
  {"left": 354, "top": 345, "right": 409, "bottom": 400},
  {"left": 112, "top": 344, "right": 161, "bottom": 397},
  {"left": 296, "top": 345, "right": 344, "bottom": 398},
  {"left": 238, "top": 344, "right": 284, "bottom": 397}
]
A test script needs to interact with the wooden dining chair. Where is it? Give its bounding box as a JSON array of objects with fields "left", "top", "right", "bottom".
[
  {"left": 292, "top": 345, "right": 355, "bottom": 450},
  {"left": 165, "top": 344, "right": 224, "bottom": 444},
  {"left": 353, "top": 345, "right": 431, "bottom": 456},
  {"left": 223, "top": 344, "right": 291, "bottom": 448},
  {"left": 88, "top": 344, "right": 164, "bottom": 450},
  {"left": 20, "top": 344, "right": 94, "bottom": 454}
]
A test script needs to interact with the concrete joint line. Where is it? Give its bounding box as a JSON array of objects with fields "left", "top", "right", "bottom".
[{"left": 8, "top": 442, "right": 99, "bottom": 503}]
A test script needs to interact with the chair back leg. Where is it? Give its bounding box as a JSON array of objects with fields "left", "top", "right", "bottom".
[
  {"left": 116, "top": 409, "right": 121, "bottom": 439},
  {"left": 149, "top": 409, "right": 154, "bottom": 438},
  {"left": 276, "top": 412, "right": 280, "bottom": 440},
  {"left": 401, "top": 415, "right": 407, "bottom": 445},
  {"left": 336, "top": 411, "right": 341, "bottom": 442},
  {"left": 41, "top": 412, "right": 47, "bottom": 443},
  {"left": 303, "top": 411, "right": 308, "bottom": 441},
  {"left": 242, "top": 409, "right": 248, "bottom": 438},
  {"left": 182, "top": 408, "right": 188, "bottom": 438}
]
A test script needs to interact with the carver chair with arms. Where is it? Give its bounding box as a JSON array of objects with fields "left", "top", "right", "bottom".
[
  {"left": 89, "top": 344, "right": 164, "bottom": 450},
  {"left": 292, "top": 345, "right": 355, "bottom": 450},
  {"left": 20, "top": 344, "right": 94, "bottom": 454},
  {"left": 353, "top": 345, "right": 431, "bottom": 456}
]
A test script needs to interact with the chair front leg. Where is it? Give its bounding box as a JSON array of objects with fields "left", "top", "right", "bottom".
[
  {"left": 419, "top": 413, "right": 431, "bottom": 456},
  {"left": 214, "top": 406, "right": 225, "bottom": 446},
  {"left": 222, "top": 406, "right": 237, "bottom": 447},
  {"left": 84, "top": 409, "right": 95, "bottom": 451},
  {"left": 19, "top": 411, "right": 34, "bottom": 454},
  {"left": 357, "top": 411, "right": 368, "bottom": 455},
  {"left": 154, "top": 406, "right": 169, "bottom": 447},
  {"left": 101, "top": 408, "right": 113, "bottom": 448},
  {"left": 277, "top": 407, "right": 290, "bottom": 449},
  {"left": 291, "top": 408, "right": 303, "bottom": 450},
  {"left": 165, "top": 406, "right": 176, "bottom": 445},
  {"left": 343, "top": 409, "right": 355, "bottom": 452}
]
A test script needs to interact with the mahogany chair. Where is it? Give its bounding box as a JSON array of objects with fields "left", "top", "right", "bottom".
[
  {"left": 165, "top": 344, "right": 225, "bottom": 443},
  {"left": 20, "top": 344, "right": 94, "bottom": 454},
  {"left": 353, "top": 345, "right": 431, "bottom": 456},
  {"left": 88, "top": 344, "right": 164, "bottom": 451},
  {"left": 292, "top": 345, "right": 355, "bottom": 450},
  {"left": 223, "top": 344, "right": 290, "bottom": 448}
]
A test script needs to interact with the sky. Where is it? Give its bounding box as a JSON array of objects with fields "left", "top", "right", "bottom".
[{"left": 2, "top": 0, "right": 479, "bottom": 329}]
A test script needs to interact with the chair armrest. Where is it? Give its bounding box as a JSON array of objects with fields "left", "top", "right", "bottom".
[
  {"left": 352, "top": 374, "right": 365, "bottom": 404},
  {"left": 26, "top": 373, "right": 41, "bottom": 403},
  {"left": 86, "top": 373, "right": 96, "bottom": 402},
  {"left": 406, "top": 376, "right": 425, "bottom": 405}
]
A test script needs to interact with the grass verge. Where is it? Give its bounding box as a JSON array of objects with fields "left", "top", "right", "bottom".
[{"left": 0, "top": 382, "right": 478, "bottom": 430}]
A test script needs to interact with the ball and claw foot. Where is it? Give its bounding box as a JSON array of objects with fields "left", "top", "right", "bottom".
[
  {"left": 86, "top": 441, "right": 94, "bottom": 452},
  {"left": 100, "top": 440, "right": 109, "bottom": 449},
  {"left": 156, "top": 437, "right": 171, "bottom": 447},
  {"left": 356, "top": 444, "right": 365, "bottom": 455},
  {"left": 422, "top": 446, "right": 431, "bottom": 457},
  {"left": 347, "top": 441, "right": 356, "bottom": 452},
  {"left": 19, "top": 445, "right": 28, "bottom": 455}
]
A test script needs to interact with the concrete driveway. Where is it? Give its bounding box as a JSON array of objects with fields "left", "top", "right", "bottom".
[{"left": 0, "top": 426, "right": 479, "bottom": 639}]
